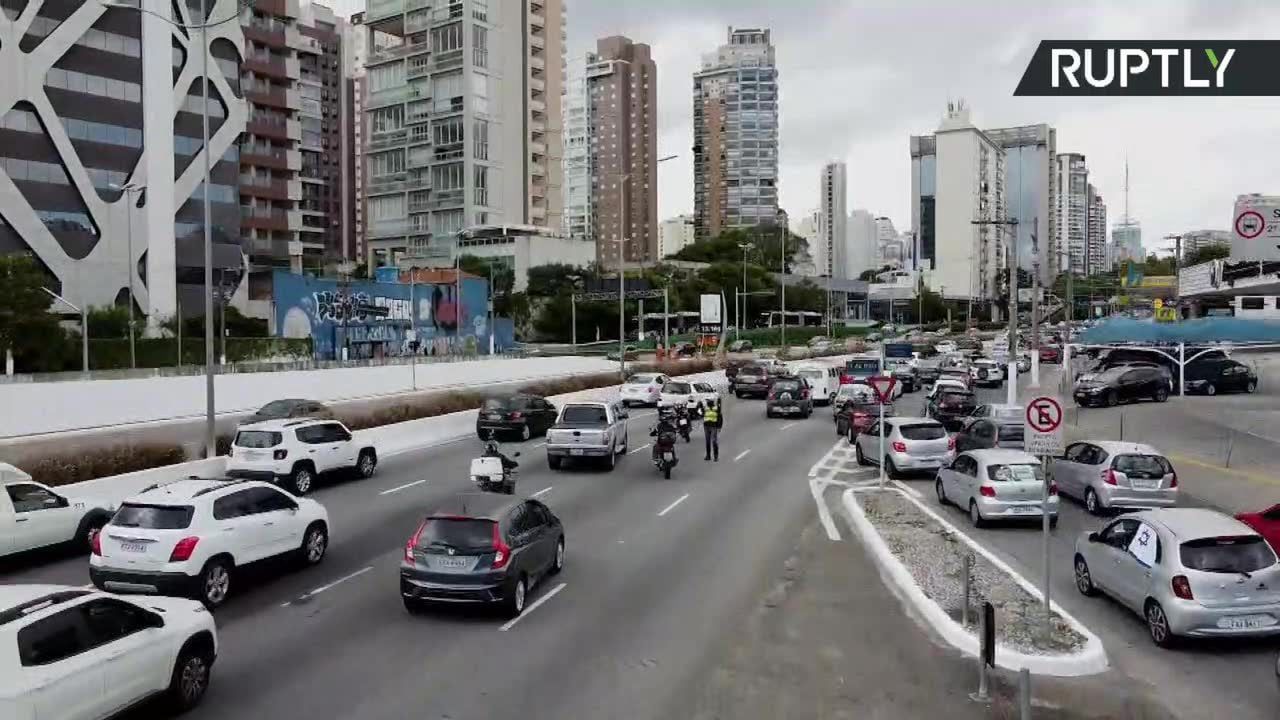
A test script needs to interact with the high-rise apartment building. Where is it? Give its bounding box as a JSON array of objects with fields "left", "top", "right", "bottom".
[
  {"left": 296, "top": 3, "right": 349, "bottom": 262},
  {"left": 658, "top": 214, "right": 695, "bottom": 258},
  {"left": 911, "top": 102, "right": 1006, "bottom": 301},
  {"left": 561, "top": 57, "right": 590, "bottom": 242},
  {"left": 1086, "top": 184, "right": 1106, "bottom": 275},
  {"left": 793, "top": 208, "right": 820, "bottom": 277},
  {"left": 1112, "top": 218, "right": 1142, "bottom": 265},
  {"left": 0, "top": 0, "right": 247, "bottom": 325},
  {"left": 692, "top": 27, "right": 778, "bottom": 241},
  {"left": 1054, "top": 152, "right": 1089, "bottom": 275},
  {"left": 915, "top": 123, "right": 1056, "bottom": 284},
  {"left": 361, "top": 0, "right": 565, "bottom": 270},
  {"left": 344, "top": 12, "right": 369, "bottom": 264},
  {"left": 818, "top": 162, "right": 847, "bottom": 279},
  {"left": 1180, "top": 229, "right": 1232, "bottom": 260},
  {"left": 587, "top": 36, "right": 657, "bottom": 268},
  {"left": 846, "top": 209, "right": 876, "bottom": 279}
]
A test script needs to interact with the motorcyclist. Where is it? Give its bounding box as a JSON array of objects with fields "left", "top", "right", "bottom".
[
  {"left": 482, "top": 438, "right": 519, "bottom": 473},
  {"left": 650, "top": 408, "right": 678, "bottom": 461}
]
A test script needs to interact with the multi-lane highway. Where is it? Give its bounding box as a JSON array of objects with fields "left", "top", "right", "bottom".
[{"left": 4, "top": 360, "right": 1277, "bottom": 719}]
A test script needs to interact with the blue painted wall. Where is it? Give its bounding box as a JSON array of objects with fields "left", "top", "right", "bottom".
[{"left": 272, "top": 270, "right": 504, "bottom": 360}]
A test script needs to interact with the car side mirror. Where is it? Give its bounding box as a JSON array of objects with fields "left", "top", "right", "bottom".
[{"left": 1087, "top": 531, "right": 1101, "bottom": 543}]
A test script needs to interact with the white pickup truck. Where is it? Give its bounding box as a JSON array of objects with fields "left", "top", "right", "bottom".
[
  {"left": 545, "top": 401, "right": 629, "bottom": 471},
  {"left": 1, "top": 463, "right": 117, "bottom": 558}
]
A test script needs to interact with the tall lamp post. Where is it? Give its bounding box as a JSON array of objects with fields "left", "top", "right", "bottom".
[
  {"left": 737, "top": 242, "right": 751, "bottom": 339},
  {"left": 109, "top": 181, "right": 145, "bottom": 368},
  {"left": 104, "top": 0, "right": 224, "bottom": 457}
]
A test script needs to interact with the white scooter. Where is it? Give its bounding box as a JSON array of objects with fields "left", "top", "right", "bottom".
[{"left": 470, "top": 443, "right": 520, "bottom": 494}]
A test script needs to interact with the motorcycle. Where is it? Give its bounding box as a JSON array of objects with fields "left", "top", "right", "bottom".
[
  {"left": 470, "top": 438, "right": 520, "bottom": 494},
  {"left": 652, "top": 430, "right": 678, "bottom": 479},
  {"left": 675, "top": 407, "right": 692, "bottom": 443}
]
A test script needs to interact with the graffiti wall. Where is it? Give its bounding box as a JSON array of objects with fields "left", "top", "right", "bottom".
[{"left": 272, "top": 270, "right": 497, "bottom": 360}]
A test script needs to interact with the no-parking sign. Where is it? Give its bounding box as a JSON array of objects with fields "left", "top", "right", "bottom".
[
  {"left": 1231, "top": 195, "right": 1280, "bottom": 261},
  {"left": 1024, "top": 395, "right": 1064, "bottom": 456}
]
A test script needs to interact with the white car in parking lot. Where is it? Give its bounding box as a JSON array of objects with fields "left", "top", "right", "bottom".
[
  {"left": 0, "top": 584, "right": 218, "bottom": 719},
  {"left": 90, "top": 477, "right": 330, "bottom": 609},
  {"left": 226, "top": 419, "right": 377, "bottom": 496}
]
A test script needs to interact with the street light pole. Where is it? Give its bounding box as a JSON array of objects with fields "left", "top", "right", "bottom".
[
  {"left": 738, "top": 243, "right": 750, "bottom": 340},
  {"left": 779, "top": 226, "right": 787, "bottom": 348},
  {"left": 109, "top": 182, "right": 143, "bottom": 369},
  {"left": 42, "top": 287, "right": 88, "bottom": 374}
]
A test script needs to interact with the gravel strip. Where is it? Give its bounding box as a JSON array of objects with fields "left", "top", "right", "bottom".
[{"left": 860, "top": 490, "right": 1086, "bottom": 655}]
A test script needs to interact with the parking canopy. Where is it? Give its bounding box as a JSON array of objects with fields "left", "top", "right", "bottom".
[{"left": 1076, "top": 317, "right": 1280, "bottom": 345}]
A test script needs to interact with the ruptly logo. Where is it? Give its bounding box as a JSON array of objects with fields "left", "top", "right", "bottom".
[{"left": 1014, "top": 41, "right": 1280, "bottom": 96}]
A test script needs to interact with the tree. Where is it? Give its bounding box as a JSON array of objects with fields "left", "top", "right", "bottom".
[
  {"left": 526, "top": 263, "right": 593, "bottom": 298},
  {"left": 671, "top": 225, "right": 810, "bottom": 272},
  {"left": 87, "top": 305, "right": 132, "bottom": 339},
  {"left": 1184, "top": 244, "right": 1229, "bottom": 267},
  {"left": 1141, "top": 254, "right": 1176, "bottom": 276},
  {"left": 458, "top": 254, "right": 517, "bottom": 316},
  {"left": 0, "top": 254, "right": 76, "bottom": 372}
]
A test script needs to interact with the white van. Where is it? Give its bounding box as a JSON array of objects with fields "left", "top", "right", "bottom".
[{"left": 794, "top": 364, "right": 839, "bottom": 405}]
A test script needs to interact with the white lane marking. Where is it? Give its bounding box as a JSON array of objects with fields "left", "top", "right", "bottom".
[
  {"left": 657, "top": 493, "right": 690, "bottom": 517},
  {"left": 629, "top": 442, "right": 651, "bottom": 455},
  {"left": 499, "top": 582, "right": 568, "bottom": 632},
  {"left": 809, "top": 477, "right": 842, "bottom": 541},
  {"left": 533, "top": 441, "right": 547, "bottom": 448},
  {"left": 282, "top": 566, "right": 374, "bottom": 607},
  {"left": 733, "top": 449, "right": 751, "bottom": 462},
  {"left": 781, "top": 421, "right": 798, "bottom": 431},
  {"left": 893, "top": 479, "right": 923, "bottom": 499},
  {"left": 379, "top": 479, "right": 427, "bottom": 495},
  {"left": 530, "top": 486, "right": 553, "bottom": 498}
]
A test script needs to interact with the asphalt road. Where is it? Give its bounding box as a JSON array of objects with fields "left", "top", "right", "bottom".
[
  {"left": 2, "top": 368, "right": 954, "bottom": 720},
  {"left": 893, "top": 372, "right": 1280, "bottom": 720}
]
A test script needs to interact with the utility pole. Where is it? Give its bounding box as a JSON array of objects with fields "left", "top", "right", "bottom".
[
  {"left": 779, "top": 226, "right": 787, "bottom": 348},
  {"left": 1030, "top": 216, "right": 1041, "bottom": 388},
  {"left": 972, "top": 216, "right": 1019, "bottom": 400},
  {"left": 738, "top": 242, "right": 750, "bottom": 340}
]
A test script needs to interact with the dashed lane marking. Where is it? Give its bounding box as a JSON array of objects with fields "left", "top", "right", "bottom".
[
  {"left": 657, "top": 493, "right": 690, "bottom": 517},
  {"left": 733, "top": 449, "right": 751, "bottom": 462},
  {"left": 530, "top": 486, "right": 553, "bottom": 498},
  {"left": 629, "top": 443, "right": 651, "bottom": 455},
  {"left": 379, "top": 479, "right": 427, "bottom": 496},
  {"left": 499, "top": 582, "right": 567, "bottom": 632},
  {"left": 282, "top": 566, "right": 373, "bottom": 607}
]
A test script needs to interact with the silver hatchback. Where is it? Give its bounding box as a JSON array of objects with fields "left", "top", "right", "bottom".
[
  {"left": 1074, "top": 508, "right": 1280, "bottom": 646},
  {"left": 935, "top": 449, "right": 1060, "bottom": 528},
  {"left": 854, "top": 417, "right": 954, "bottom": 477},
  {"left": 1050, "top": 441, "right": 1178, "bottom": 516}
]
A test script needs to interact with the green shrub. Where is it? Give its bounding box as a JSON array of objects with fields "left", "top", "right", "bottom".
[{"left": 24, "top": 444, "right": 188, "bottom": 488}]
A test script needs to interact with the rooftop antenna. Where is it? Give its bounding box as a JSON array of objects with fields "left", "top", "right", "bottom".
[{"left": 1123, "top": 156, "right": 1130, "bottom": 224}]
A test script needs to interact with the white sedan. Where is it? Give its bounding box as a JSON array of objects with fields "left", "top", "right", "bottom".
[{"left": 690, "top": 382, "right": 721, "bottom": 409}]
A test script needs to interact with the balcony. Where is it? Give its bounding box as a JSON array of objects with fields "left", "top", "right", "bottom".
[
  {"left": 405, "top": 9, "right": 431, "bottom": 32},
  {"left": 286, "top": 149, "right": 302, "bottom": 170},
  {"left": 286, "top": 119, "right": 302, "bottom": 141},
  {"left": 529, "top": 140, "right": 546, "bottom": 155},
  {"left": 432, "top": 48, "right": 464, "bottom": 71},
  {"left": 245, "top": 84, "right": 289, "bottom": 110},
  {"left": 529, "top": 55, "right": 544, "bottom": 71},
  {"left": 244, "top": 22, "right": 286, "bottom": 47},
  {"left": 288, "top": 179, "right": 303, "bottom": 199},
  {"left": 530, "top": 33, "right": 545, "bottom": 50},
  {"left": 407, "top": 148, "right": 433, "bottom": 169},
  {"left": 287, "top": 209, "right": 305, "bottom": 232},
  {"left": 368, "top": 172, "right": 409, "bottom": 195},
  {"left": 407, "top": 58, "right": 431, "bottom": 79},
  {"left": 247, "top": 114, "right": 289, "bottom": 140},
  {"left": 428, "top": 189, "right": 464, "bottom": 209},
  {"left": 241, "top": 206, "right": 290, "bottom": 232},
  {"left": 368, "top": 219, "right": 411, "bottom": 239},
  {"left": 408, "top": 196, "right": 432, "bottom": 213},
  {"left": 286, "top": 88, "right": 302, "bottom": 110},
  {"left": 367, "top": 40, "right": 429, "bottom": 66},
  {"left": 529, "top": 76, "right": 545, "bottom": 93},
  {"left": 530, "top": 161, "right": 546, "bottom": 177},
  {"left": 241, "top": 145, "right": 289, "bottom": 170},
  {"left": 244, "top": 54, "right": 288, "bottom": 80},
  {"left": 406, "top": 100, "right": 433, "bottom": 123},
  {"left": 367, "top": 128, "right": 408, "bottom": 151},
  {"left": 248, "top": 237, "right": 291, "bottom": 258},
  {"left": 239, "top": 176, "right": 292, "bottom": 201},
  {"left": 366, "top": 0, "right": 404, "bottom": 22},
  {"left": 529, "top": 98, "right": 545, "bottom": 114},
  {"left": 368, "top": 85, "right": 423, "bottom": 108}
]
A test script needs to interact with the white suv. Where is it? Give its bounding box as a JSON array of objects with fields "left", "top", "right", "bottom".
[
  {"left": 90, "top": 478, "right": 330, "bottom": 609},
  {"left": 0, "top": 584, "right": 217, "bottom": 720},
  {"left": 226, "top": 419, "right": 377, "bottom": 495}
]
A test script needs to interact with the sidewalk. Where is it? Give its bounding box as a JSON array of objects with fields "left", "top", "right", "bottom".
[{"left": 1018, "top": 365, "right": 1277, "bottom": 515}]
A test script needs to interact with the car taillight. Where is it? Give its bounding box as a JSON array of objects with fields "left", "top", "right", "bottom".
[
  {"left": 404, "top": 520, "right": 426, "bottom": 563},
  {"left": 509, "top": 411, "right": 524, "bottom": 420},
  {"left": 892, "top": 441, "right": 907, "bottom": 453},
  {"left": 1171, "top": 575, "right": 1194, "bottom": 600},
  {"left": 491, "top": 522, "right": 511, "bottom": 570},
  {"left": 801, "top": 389, "right": 809, "bottom": 399},
  {"left": 1169, "top": 472, "right": 1178, "bottom": 488},
  {"left": 979, "top": 486, "right": 996, "bottom": 497},
  {"left": 1049, "top": 482, "right": 1058, "bottom": 496},
  {"left": 1103, "top": 469, "right": 1117, "bottom": 485},
  {"left": 947, "top": 436, "right": 956, "bottom": 451},
  {"left": 169, "top": 537, "right": 200, "bottom": 562},
  {"left": 274, "top": 449, "right": 288, "bottom": 460},
  {"left": 91, "top": 530, "right": 102, "bottom": 556},
  {"left": 767, "top": 392, "right": 776, "bottom": 400}
]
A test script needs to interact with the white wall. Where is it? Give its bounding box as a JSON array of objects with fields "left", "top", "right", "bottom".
[
  {"left": 933, "top": 128, "right": 980, "bottom": 299},
  {"left": 0, "top": 356, "right": 617, "bottom": 438}
]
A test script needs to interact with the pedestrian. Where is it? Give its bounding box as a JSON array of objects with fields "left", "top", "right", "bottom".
[{"left": 703, "top": 397, "right": 723, "bottom": 461}]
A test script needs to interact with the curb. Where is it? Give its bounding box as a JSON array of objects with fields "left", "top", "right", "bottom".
[{"left": 840, "top": 486, "right": 1109, "bottom": 677}]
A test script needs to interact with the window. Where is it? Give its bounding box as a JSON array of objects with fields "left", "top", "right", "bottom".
[
  {"left": 369, "top": 150, "right": 405, "bottom": 177},
  {"left": 431, "top": 162, "right": 464, "bottom": 191},
  {"left": 507, "top": 504, "right": 531, "bottom": 535},
  {"left": 213, "top": 491, "right": 252, "bottom": 520},
  {"left": 525, "top": 501, "right": 551, "bottom": 528},
  {"left": 235, "top": 430, "right": 282, "bottom": 448},
  {"left": 6, "top": 483, "right": 61, "bottom": 513},
  {"left": 431, "top": 21, "right": 462, "bottom": 53},
  {"left": 473, "top": 119, "right": 489, "bottom": 159},
  {"left": 295, "top": 426, "right": 326, "bottom": 444},
  {"left": 433, "top": 116, "right": 464, "bottom": 146},
  {"left": 1180, "top": 535, "right": 1276, "bottom": 574},
  {"left": 417, "top": 518, "right": 495, "bottom": 552},
  {"left": 17, "top": 609, "right": 89, "bottom": 666},
  {"left": 1100, "top": 518, "right": 1139, "bottom": 548},
  {"left": 81, "top": 599, "right": 152, "bottom": 646},
  {"left": 112, "top": 503, "right": 195, "bottom": 529},
  {"left": 1241, "top": 297, "right": 1265, "bottom": 310},
  {"left": 474, "top": 164, "right": 487, "bottom": 205},
  {"left": 900, "top": 423, "right": 947, "bottom": 440},
  {"left": 248, "top": 487, "right": 297, "bottom": 513},
  {"left": 371, "top": 106, "right": 404, "bottom": 133},
  {"left": 367, "top": 62, "right": 405, "bottom": 92},
  {"left": 432, "top": 71, "right": 463, "bottom": 110},
  {"left": 320, "top": 423, "right": 351, "bottom": 442},
  {"left": 368, "top": 195, "right": 405, "bottom": 221},
  {"left": 472, "top": 25, "right": 487, "bottom": 67}
]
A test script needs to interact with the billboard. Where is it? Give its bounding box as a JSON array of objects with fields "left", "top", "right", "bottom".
[
  {"left": 698, "top": 293, "right": 722, "bottom": 334},
  {"left": 1232, "top": 195, "right": 1280, "bottom": 261}
]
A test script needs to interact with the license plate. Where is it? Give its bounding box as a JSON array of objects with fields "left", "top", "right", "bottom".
[
  {"left": 663, "top": 452, "right": 674, "bottom": 461},
  {"left": 436, "top": 556, "right": 468, "bottom": 569},
  {"left": 1218, "top": 615, "right": 1274, "bottom": 630},
  {"left": 120, "top": 542, "right": 148, "bottom": 553},
  {"left": 570, "top": 448, "right": 584, "bottom": 456},
  {"left": 245, "top": 450, "right": 264, "bottom": 461},
  {"left": 1011, "top": 506, "right": 1036, "bottom": 515},
  {"left": 1132, "top": 479, "right": 1159, "bottom": 489},
  {"left": 485, "top": 413, "right": 502, "bottom": 420}
]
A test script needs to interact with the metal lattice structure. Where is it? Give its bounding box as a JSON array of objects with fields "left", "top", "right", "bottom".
[{"left": 0, "top": 0, "right": 246, "bottom": 315}]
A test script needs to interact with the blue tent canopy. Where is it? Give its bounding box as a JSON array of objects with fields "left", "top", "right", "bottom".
[{"left": 1076, "top": 317, "right": 1280, "bottom": 345}]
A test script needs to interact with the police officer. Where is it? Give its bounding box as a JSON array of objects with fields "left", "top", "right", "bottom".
[{"left": 703, "top": 398, "right": 723, "bottom": 461}]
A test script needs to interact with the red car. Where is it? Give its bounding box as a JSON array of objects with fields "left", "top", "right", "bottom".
[
  {"left": 1039, "top": 345, "right": 1061, "bottom": 364},
  {"left": 836, "top": 401, "right": 894, "bottom": 441},
  {"left": 1236, "top": 504, "right": 1280, "bottom": 553}
]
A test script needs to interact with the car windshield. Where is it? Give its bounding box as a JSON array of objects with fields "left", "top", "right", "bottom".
[
  {"left": 256, "top": 400, "right": 300, "bottom": 417},
  {"left": 418, "top": 518, "right": 496, "bottom": 553},
  {"left": 561, "top": 405, "right": 609, "bottom": 424},
  {"left": 741, "top": 365, "right": 767, "bottom": 376},
  {"left": 663, "top": 383, "right": 692, "bottom": 393},
  {"left": 991, "top": 407, "right": 1023, "bottom": 422},
  {"left": 997, "top": 424, "right": 1025, "bottom": 441},
  {"left": 772, "top": 380, "right": 801, "bottom": 391},
  {"left": 799, "top": 370, "right": 824, "bottom": 381},
  {"left": 939, "top": 391, "right": 973, "bottom": 404},
  {"left": 627, "top": 374, "right": 659, "bottom": 385},
  {"left": 1112, "top": 454, "right": 1172, "bottom": 478},
  {"left": 900, "top": 423, "right": 946, "bottom": 440},
  {"left": 1180, "top": 536, "right": 1276, "bottom": 574},
  {"left": 235, "top": 430, "right": 282, "bottom": 448},
  {"left": 1093, "top": 367, "right": 1128, "bottom": 383},
  {"left": 986, "top": 463, "right": 1043, "bottom": 482},
  {"left": 483, "top": 397, "right": 525, "bottom": 410},
  {"left": 112, "top": 503, "right": 195, "bottom": 529}
]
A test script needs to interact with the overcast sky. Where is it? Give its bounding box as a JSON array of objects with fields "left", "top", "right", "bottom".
[{"left": 330, "top": 0, "right": 1280, "bottom": 255}]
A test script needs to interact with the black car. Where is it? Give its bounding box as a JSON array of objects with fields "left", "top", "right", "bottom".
[
  {"left": 916, "top": 364, "right": 942, "bottom": 385},
  {"left": 728, "top": 340, "right": 753, "bottom": 353},
  {"left": 925, "top": 389, "right": 977, "bottom": 431},
  {"left": 734, "top": 363, "right": 772, "bottom": 399},
  {"left": 476, "top": 393, "right": 559, "bottom": 441},
  {"left": 240, "top": 398, "right": 334, "bottom": 426},
  {"left": 671, "top": 341, "right": 698, "bottom": 357},
  {"left": 1074, "top": 365, "right": 1171, "bottom": 407},
  {"left": 953, "top": 419, "right": 1025, "bottom": 452},
  {"left": 400, "top": 493, "right": 564, "bottom": 618},
  {"left": 1183, "top": 358, "right": 1258, "bottom": 395}
]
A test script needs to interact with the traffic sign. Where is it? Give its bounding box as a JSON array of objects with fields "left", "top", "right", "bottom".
[
  {"left": 1024, "top": 395, "right": 1064, "bottom": 456},
  {"left": 866, "top": 376, "right": 897, "bottom": 404},
  {"left": 1236, "top": 210, "right": 1265, "bottom": 240}
]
